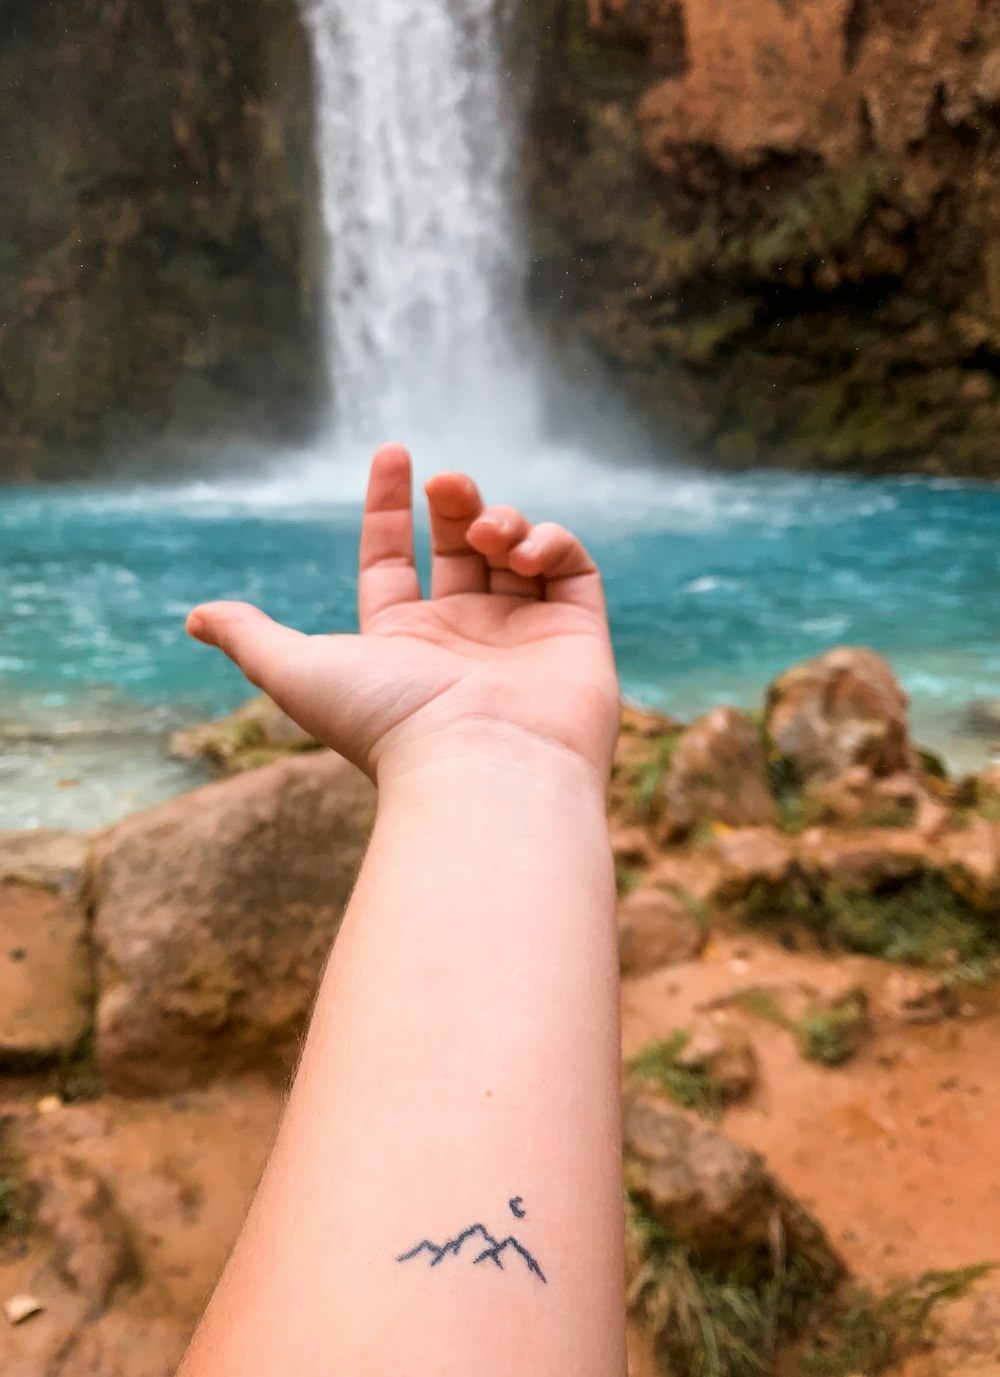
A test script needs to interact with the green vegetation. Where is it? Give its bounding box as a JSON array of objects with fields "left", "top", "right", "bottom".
[
  {"left": 627, "top": 1194, "right": 834, "bottom": 1377},
  {"left": 629, "top": 1191, "right": 993, "bottom": 1377},
  {"left": 728, "top": 990, "right": 866, "bottom": 1068},
  {"left": 741, "top": 869, "right": 999, "bottom": 968},
  {"left": 0, "top": 1161, "right": 30, "bottom": 1244},
  {"left": 795, "top": 1006, "right": 864, "bottom": 1068},
  {"left": 801, "top": 1263, "right": 996, "bottom": 1375},
  {"left": 615, "top": 860, "right": 645, "bottom": 897},
  {"left": 628, "top": 731, "right": 681, "bottom": 821},
  {"left": 627, "top": 1030, "right": 724, "bottom": 1119}
]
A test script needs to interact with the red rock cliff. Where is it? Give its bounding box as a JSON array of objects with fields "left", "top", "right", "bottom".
[{"left": 528, "top": 0, "right": 1000, "bottom": 475}]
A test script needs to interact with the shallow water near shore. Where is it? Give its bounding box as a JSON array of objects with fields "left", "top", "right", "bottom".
[{"left": 2, "top": 456, "right": 999, "bottom": 828}]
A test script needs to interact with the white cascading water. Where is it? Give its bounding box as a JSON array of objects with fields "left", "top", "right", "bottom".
[
  {"left": 252, "top": 0, "right": 662, "bottom": 508},
  {"left": 301, "top": 0, "right": 537, "bottom": 458}
]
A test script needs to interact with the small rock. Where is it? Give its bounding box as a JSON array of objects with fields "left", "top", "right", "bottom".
[
  {"left": 712, "top": 826, "right": 795, "bottom": 904},
  {"left": 675, "top": 1013, "right": 757, "bottom": 1102},
  {"left": 658, "top": 707, "right": 777, "bottom": 841},
  {"left": 620, "top": 703, "right": 682, "bottom": 739},
  {"left": 942, "top": 820, "right": 1000, "bottom": 914},
  {"left": 623, "top": 1089, "right": 844, "bottom": 1279},
  {"left": 797, "top": 829, "right": 929, "bottom": 891},
  {"left": 765, "top": 647, "right": 912, "bottom": 790},
  {"left": 0, "top": 828, "right": 90, "bottom": 896},
  {"left": 964, "top": 698, "right": 1000, "bottom": 741},
  {"left": 4, "top": 1294, "right": 45, "bottom": 1325},
  {"left": 914, "top": 793, "right": 950, "bottom": 842},
  {"left": 880, "top": 971, "right": 957, "bottom": 1025},
  {"left": 716, "top": 977, "right": 870, "bottom": 1066},
  {"left": 618, "top": 887, "right": 705, "bottom": 978},
  {"left": 610, "top": 823, "right": 655, "bottom": 870},
  {"left": 170, "top": 694, "right": 319, "bottom": 773},
  {"left": 976, "top": 49, "right": 1000, "bottom": 105},
  {"left": 37, "top": 1094, "right": 63, "bottom": 1114}
]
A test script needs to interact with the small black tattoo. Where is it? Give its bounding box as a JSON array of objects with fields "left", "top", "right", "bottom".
[{"left": 397, "top": 1203, "right": 546, "bottom": 1284}]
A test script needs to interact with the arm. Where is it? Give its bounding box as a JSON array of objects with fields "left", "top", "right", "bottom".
[{"left": 177, "top": 446, "right": 626, "bottom": 1377}]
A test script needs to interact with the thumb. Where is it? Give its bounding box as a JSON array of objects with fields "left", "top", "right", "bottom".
[{"left": 186, "top": 601, "right": 309, "bottom": 697}]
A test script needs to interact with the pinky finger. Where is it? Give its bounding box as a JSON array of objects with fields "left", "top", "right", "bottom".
[{"left": 507, "top": 523, "right": 605, "bottom": 611}]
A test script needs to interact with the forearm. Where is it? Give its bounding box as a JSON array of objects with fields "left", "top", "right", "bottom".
[{"left": 180, "top": 736, "right": 626, "bottom": 1377}]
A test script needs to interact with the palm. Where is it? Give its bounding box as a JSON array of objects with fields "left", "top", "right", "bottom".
[{"left": 188, "top": 447, "right": 619, "bottom": 780}]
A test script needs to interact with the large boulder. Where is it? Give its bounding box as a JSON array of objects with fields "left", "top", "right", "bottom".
[
  {"left": 623, "top": 1088, "right": 843, "bottom": 1279},
  {"left": 0, "top": 831, "right": 92, "bottom": 1065},
  {"left": 90, "top": 752, "right": 376, "bottom": 1093},
  {"left": 765, "top": 647, "right": 912, "bottom": 790},
  {"left": 657, "top": 707, "right": 777, "bottom": 841}
]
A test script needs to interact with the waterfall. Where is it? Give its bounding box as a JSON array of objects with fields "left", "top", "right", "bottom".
[{"left": 302, "top": 0, "right": 533, "bottom": 455}]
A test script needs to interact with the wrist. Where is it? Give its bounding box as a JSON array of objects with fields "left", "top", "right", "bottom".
[{"left": 374, "top": 718, "right": 611, "bottom": 803}]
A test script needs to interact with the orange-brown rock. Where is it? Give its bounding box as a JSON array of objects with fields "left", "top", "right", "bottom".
[
  {"left": 617, "top": 885, "right": 705, "bottom": 977},
  {"left": 765, "top": 648, "right": 912, "bottom": 790},
  {"left": 531, "top": 0, "right": 1000, "bottom": 476},
  {"left": 711, "top": 825, "right": 795, "bottom": 904},
  {"left": 623, "top": 1088, "right": 843, "bottom": 1277},
  {"left": 610, "top": 821, "right": 656, "bottom": 872},
  {"left": 674, "top": 1012, "right": 757, "bottom": 1102},
  {"left": 169, "top": 695, "right": 319, "bottom": 774},
  {"left": 942, "top": 819, "right": 1000, "bottom": 915},
  {"left": 0, "top": 828, "right": 89, "bottom": 895},
  {"left": 657, "top": 706, "right": 776, "bottom": 841},
  {"left": 796, "top": 826, "right": 929, "bottom": 890},
  {"left": 90, "top": 752, "right": 376, "bottom": 1094},
  {"left": 620, "top": 703, "right": 682, "bottom": 740},
  {"left": 879, "top": 970, "right": 958, "bottom": 1025},
  {"left": 633, "top": 0, "right": 986, "bottom": 170},
  {"left": 0, "top": 872, "right": 91, "bottom": 1065},
  {"left": 645, "top": 851, "right": 724, "bottom": 906}
]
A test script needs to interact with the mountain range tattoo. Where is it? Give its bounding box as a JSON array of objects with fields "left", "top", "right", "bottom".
[{"left": 396, "top": 1198, "right": 546, "bottom": 1283}]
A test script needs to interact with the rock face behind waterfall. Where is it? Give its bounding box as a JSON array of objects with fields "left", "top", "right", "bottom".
[
  {"left": 528, "top": 0, "right": 1000, "bottom": 477},
  {"left": 0, "top": 0, "right": 319, "bottom": 481}
]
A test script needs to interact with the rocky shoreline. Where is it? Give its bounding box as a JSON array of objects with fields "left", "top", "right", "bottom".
[{"left": 3, "top": 644, "right": 1000, "bottom": 1373}]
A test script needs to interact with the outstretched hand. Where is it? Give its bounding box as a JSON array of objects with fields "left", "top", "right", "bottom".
[{"left": 187, "top": 444, "right": 620, "bottom": 784}]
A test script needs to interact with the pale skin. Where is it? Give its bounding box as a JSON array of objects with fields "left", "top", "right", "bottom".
[{"left": 177, "top": 443, "right": 627, "bottom": 1377}]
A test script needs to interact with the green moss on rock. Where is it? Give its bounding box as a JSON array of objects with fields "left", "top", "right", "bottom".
[{"left": 0, "top": 0, "right": 321, "bottom": 480}]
